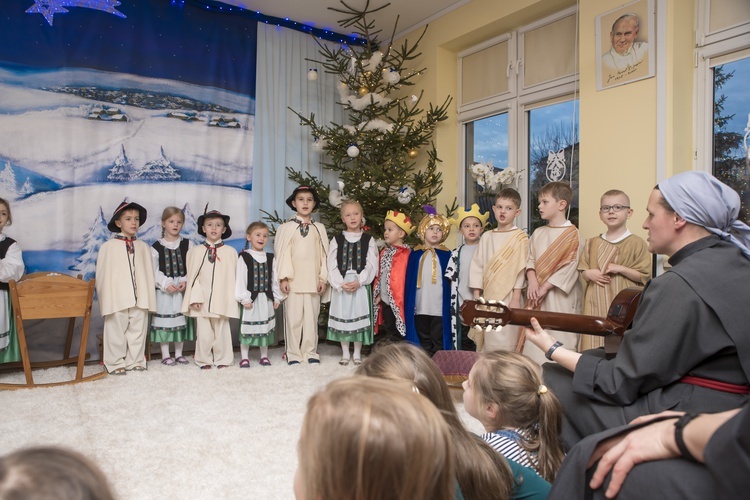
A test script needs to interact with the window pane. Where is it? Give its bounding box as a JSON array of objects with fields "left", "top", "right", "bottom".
[
  {"left": 527, "top": 99, "right": 580, "bottom": 233},
  {"left": 712, "top": 59, "right": 750, "bottom": 222},
  {"left": 465, "top": 113, "right": 509, "bottom": 225}
]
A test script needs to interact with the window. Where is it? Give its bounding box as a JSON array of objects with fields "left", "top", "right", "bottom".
[
  {"left": 459, "top": 7, "right": 579, "bottom": 231},
  {"left": 695, "top": 0, "right": 750, "bottom": 222}
]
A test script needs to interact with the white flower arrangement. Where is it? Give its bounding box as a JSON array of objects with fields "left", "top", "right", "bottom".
[{"left": 469, "top": 161, "right": 519, "bottom": 193}]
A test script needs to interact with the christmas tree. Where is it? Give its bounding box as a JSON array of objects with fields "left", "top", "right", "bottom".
[{"left": 265, "top": 0, "right": 455, "bottom": 240}]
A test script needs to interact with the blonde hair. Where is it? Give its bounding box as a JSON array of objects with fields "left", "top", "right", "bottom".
[
  {"left": 0, "top": 198, "right": 13, "bottom": 226},
  {"left": 601, "top": 189, "right": 631, "bottom": 206},
  {"left": 0, "top": 446, "right": 115, "bottom": 500},
  {"left": 357, "top": 343, "right": 514, "bottom": 500},
  {"left": 471, "top": 351, "right": 564, "bottom": 482},
  {"left": 246, "top": 221, "right": 269, "bottom": 235},
  {"left": 340, "top": 200, "right": 363, "bottom": 217},
  {"left": 299, "top": 376, "right": 455, "bottom": 500},
  {"left": 160, "top": 206, "right": 184, "bottom": 238}
]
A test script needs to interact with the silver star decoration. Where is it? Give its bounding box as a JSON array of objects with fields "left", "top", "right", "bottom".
[{"left": 26, "top": 0, "right": 126, "bottom": 26}]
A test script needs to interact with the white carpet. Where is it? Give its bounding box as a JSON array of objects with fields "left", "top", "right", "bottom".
[{"left": 0, "top": 343, "right": 483, "bottom": 499}]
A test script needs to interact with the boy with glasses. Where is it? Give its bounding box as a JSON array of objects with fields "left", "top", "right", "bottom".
[{"left": 578, "top": 189, "right": 650, "bottom": 351}]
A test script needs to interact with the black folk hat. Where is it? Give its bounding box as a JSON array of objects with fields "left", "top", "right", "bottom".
[
  {"left": 285, "top": 185, "right": 321, "bottom": 212},
  {"left": 197, "top": 204, "right": 232, "bottom": 238},
  {"left": 107, "top": 200, "right": 147, "bottom": 232}
]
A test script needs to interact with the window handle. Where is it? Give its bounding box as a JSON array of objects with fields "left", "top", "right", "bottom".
[
  {"left": 507, "top": 61, "right": 514, "bottom": 78},
  {"left": 516, "top": 59, "right": 523, "bottom": 75}
]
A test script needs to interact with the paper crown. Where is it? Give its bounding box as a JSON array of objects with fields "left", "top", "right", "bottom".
[
  {"left": 450, "top": 203, "right": 489, "bottom": 228},
  {"left": 385, "top": 210, "right": 415, "bottom": 235},
  {"left": 417, "top": 205, "right": 451, "bottom": 243}
]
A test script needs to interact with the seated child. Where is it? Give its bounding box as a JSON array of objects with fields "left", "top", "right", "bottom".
[
  {"left": 469, "top": 188, "right": 529, "bottom": 352},
  {"left": 295, "top": 376, "right": 456, "bottom": 500},
  {"left": 372, "top": 210, "right": 413, "bottom": 344},
  {"left": 578, "top": 189, "right": 650, "bottom": 351},
  {"left": 182, "top": 207, "right": 238, "bottom": 369},
  {"left": 0, "top": 198, "right": 24, "bottom": 364},
  {"left": 404, "top": 206, "right": 452, "bottom": 356},
  {"left": 463, "top": 350, "right": 565, "bottom": 483},
  {"left": 445, "top": 203, "right": 489, "bottom": 351}
]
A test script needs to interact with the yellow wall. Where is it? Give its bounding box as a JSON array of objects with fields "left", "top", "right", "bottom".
[{"left": 397, "top": 0, "right": 696, "bottom": 241}]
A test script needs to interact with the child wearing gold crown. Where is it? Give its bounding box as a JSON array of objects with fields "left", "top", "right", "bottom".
[
  {"left": 404, "top": 206, "right": 452, "bottom": 356},
  {"left": 372, "top": 210, "right": 413, "bottom": 344},
  {"left": 444, "top": 203, "right": 488, "bottom": 351}
]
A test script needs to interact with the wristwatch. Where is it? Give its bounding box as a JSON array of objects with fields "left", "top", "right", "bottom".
[{"left": 545, "top": 341, "right": 563, "bottom": 361}]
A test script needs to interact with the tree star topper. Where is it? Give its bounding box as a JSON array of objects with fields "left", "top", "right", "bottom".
[{"left": 26, "top": 0, "right": 126, "bottom": 26}]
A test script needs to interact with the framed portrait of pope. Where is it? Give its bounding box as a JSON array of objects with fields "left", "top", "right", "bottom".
[{"left": 596, "top": 0, "right": 655, "bottom": 90}]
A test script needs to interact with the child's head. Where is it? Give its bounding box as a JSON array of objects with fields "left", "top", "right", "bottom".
[
  {"left": 198, "top": 208, "right": 231, "bottom": 244},
  {"left": 286, "top": 186, "right": 320, "bottom": 218},
  {"left": 0, "top": 446, "right": 115, "bottom": 500},
  {"left": 450, "top": 204, "right": 489, "bottom": 245},
  {"left": 340, "top": 200, "right": 364, "bottom": 232},
  {"left": 245, "top": 221, "right": 269, "bottom": 251},
  {"left": 538, "top": 182, "right": 572, "bottom": 222},
  {"left": 463, "top": 350, "right": 564, "bottom": 482},
  {"left": 356, "top": 343, "right": 514, "bottom": 500},
  {"left": 295, "top": 376, "right": 455, "bottom": 500},
  {"left": 0, "top": 198, "right": 13, "bottom": 232},
  {"left": 160, "top": 206, "right": 185, "bottom": 239},
  {"left": 599, "top": 189, "right": 633, "bottom": 230},
  {"left": 383, "top": 210, "right": 414, "bottom": 246},
  {"left": 493, "top": 188, "right": 522, "bottom": 229},
  {"left": 107, "top": 200, "right": 147, "bottom": 238},
  {"left": 416, "top": 207, "right": 450, "bottom": 248}
]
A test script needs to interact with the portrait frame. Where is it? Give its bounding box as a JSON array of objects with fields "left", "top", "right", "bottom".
[{"left": 596, "top": 0, "right": 655, "bottom": 91}]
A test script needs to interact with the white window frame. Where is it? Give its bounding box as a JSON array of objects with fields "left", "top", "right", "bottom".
[
  {"left": 694, "top": 0, "right": 750, "bottom": 170},
  {"left": 457, "top": 6, "right": 579, "bottom": 230}
]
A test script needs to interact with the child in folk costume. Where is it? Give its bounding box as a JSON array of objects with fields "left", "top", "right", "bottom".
[
  {"left": 181, "top": 207, "right": 238, "bottom": 369},
  {"left": 404, "top": 206, "right": 453, "bottom": 356},
  {"left": 326, "top": 201, "right": 378, "bottom": 366},
  {"left": 578, "top": 190, "right": 650, "bottom": 351},
  {"left": 372, "top": 210, "right": 413, "bottom": 345},
  {"left": 524, "top": 182, "right": 583, "bottom": 364},
  {"left": 274, "top": 186, "right": 329, "bottom": 365},
  {"left": 469, "top": 188, "right": 529, "bottom": 352},
  {"left": 235, "top": 221, "right": 283, "bottom": 367},
  {"left": 96, "top": 200, "right": 157, "bottom": 375},
  {"left": 444, "top": 203, "right": 488, "bottom": 351},
  {"left": 0, "top": 198, "right": 24, "bottom": 365},
  {"left": 150, "top": 207, "right": 194, "bottom": 366}
]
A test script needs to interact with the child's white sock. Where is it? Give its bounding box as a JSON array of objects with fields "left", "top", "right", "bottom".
[
  {"left": 160, "top": 343, "right": 171, "bottom": 359},
  {"left": 240, "top": 344, "right": 250, "bottom": 360},
  {"left": 341, "top": 341, "right": 350, "bottom": 359},
  {"left": 260, "top": 346, "right": 269, "bottom": 359},
  {"left": 353, "top": 341, "right": 362, "bottom": 360},
  {"left": 175, "top": 342, "right": 184, "bottom": 358}
]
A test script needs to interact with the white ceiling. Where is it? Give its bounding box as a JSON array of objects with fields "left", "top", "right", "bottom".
[{"left": 215, "top": 0, "right": 472, "bottom": 40}]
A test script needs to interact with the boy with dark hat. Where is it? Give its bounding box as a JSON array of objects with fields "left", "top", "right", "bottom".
[
  {"left": 96, "top": 199, "right": 157, "bottom": 375},
  {"left": 274, "top": 186, "right": 329, "bottom": 365},
  {"left": 181, "top": 206, "right": 239, "bottom": 369}
]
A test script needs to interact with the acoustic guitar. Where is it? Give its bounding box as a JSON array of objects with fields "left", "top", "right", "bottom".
[{"left": 459, "top": 287, "right": 643, "bottom": 357}]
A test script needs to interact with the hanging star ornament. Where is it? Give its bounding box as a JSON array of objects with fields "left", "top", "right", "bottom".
[{"left": 26, "top": 0, "right": 126, "bottom": 27}]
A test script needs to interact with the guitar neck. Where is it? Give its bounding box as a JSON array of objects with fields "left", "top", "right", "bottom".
[{"left": 506, "top": 309, "right": 617, "bottom": 336}]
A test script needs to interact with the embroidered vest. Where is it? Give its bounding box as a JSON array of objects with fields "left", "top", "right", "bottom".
[
  {"left": 241, "top": 252, "right": 274, "bottom": 301},
  {"left": 335, "top": 233, "right": 371, "bottom": 274},
  {"left": 0, "top": 237, "right": 15, "bottom": 291},
  {"left": 152, "top": 239, "right": 189, "bottom": 278}
]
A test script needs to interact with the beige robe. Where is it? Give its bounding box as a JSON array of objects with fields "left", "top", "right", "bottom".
[
  {"left": 524, "top": 223, "right": 583, "bottom": 364},
  {"left": 469, "top": 228, "right": 528, "bottom": 352},
  {"left": 578, "top": 232, "right": 651, "bottom": 350},
  {"left": 181, "top": 243, "right": 239, "bottom": 319},
  {"left": 96, "top": 237, "right": 156, "bottom": 317}
]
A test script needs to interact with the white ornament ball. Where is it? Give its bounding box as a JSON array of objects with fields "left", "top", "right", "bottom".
[
  {"left": 347, "top": 145, "right": 360, "bottom": 158},
  {"left": 397, "top": 186, "right": 416, "bottom": 204},
  {"left": 385, "top": 69, "right": 401, "bottom": 85},
  {"left": 312, "top": 138, "right": 327, "bottom": 152},
  {"left": 307, "top": 69, "right": 318, "bottom": 81}
]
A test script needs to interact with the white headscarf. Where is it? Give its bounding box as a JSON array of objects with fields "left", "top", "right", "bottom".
[{"left": 659, "top": 171, "right": 750, "bottom": 259}]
